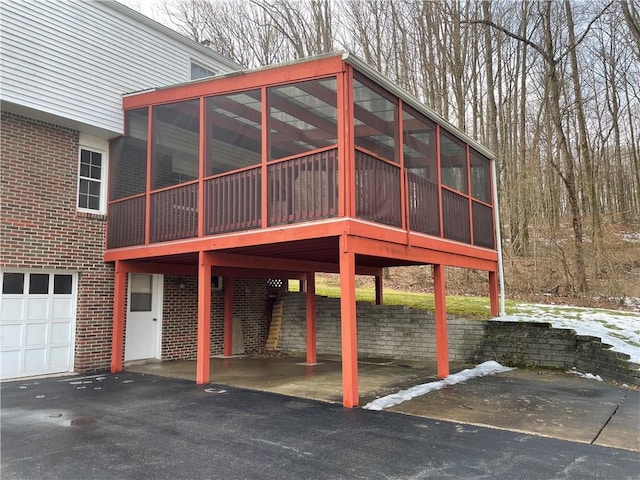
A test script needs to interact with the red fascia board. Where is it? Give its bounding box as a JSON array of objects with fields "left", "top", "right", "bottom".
[
  {"left": 105, "top": 216, "right": 497, "bottom": 269},
  {"left": 345, "top": 235, "right": 498, "bottom": 272},
  {"left": 121, "top": 261, "right": 307, "bottom": 279},
  {"left": 345, "top": 219, "right": 498, "bottom": 262},
  {"left": 104, "top": 218, "right": 350, "bottom": 262},
  {"left": 123, "top": 56, "right": 346, "bottom": 109}
]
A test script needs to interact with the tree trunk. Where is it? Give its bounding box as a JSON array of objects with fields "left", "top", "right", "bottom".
[{"left": 542, "top": 3, "right": 588, "bottom": 293}]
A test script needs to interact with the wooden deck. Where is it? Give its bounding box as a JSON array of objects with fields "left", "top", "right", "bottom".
[{"left": 106, "top": 53, "right": 501, "bottom": 408}]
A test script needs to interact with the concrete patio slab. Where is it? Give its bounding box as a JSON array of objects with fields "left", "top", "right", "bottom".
[
  {"left": 387, "top": 368, "right": 639, "bottom": 451},
  {"left": 127, "top": 355, "right": 442, "bottom": 405}
]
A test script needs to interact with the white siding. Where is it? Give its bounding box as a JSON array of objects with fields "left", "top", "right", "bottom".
[{"left": 0, "top": 0, "right": 239, "bottom": 137}]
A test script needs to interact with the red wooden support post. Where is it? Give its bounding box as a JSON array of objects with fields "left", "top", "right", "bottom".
[
  {"left": 261, "top": 85, "right": 269, "bottom": 228},
  {"left": 223, "top": 276, "right": 234, "bottom": 357},
  {"left": 197, "top": 251, "right": 211, "bottom": 384},
  {"left": 306, "top": 272, "right": 317, "bottom": 364},
  {"left": 489, "top": 270, "right": 499, "bottom": 317},
  {"left": 433, "top": 263, "right": 449, "bottom": 379},
  {"left": 339, "top": 236, "right": 359, "bottom": 407},
  {"left": 375, "top": 275, "right": 383, "bottom": 305},
  {"left": 198, "top": 97, "right": 205, "bottom": 238},
  {"left": 144, "top": 105, "right": 152, "bottom": 245},
  {"left": 110, "top": 261, "right": 126, "bottom": 373}
]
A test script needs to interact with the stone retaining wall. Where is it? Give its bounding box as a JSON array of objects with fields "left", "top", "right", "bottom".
[
  {"left": 278, "top": 293, "right": 484, "bottom": 362},
  {"left": 277, "top": 293, "right": 640, "bottom": 386}
]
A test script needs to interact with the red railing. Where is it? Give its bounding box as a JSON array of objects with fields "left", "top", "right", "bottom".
[
  {"left": 106, "top": 147, "right": 495, "bottom": 252},
  {"left": 150, "top": 183, "right": 198, "bottom": 243},
  {"left": 205, "top": 167, "right": 261, "bottom": 234},
  {"left": 472, "top": 201, "right": 495, "bottom": 249},
  {"left": 442, "top": 188, "right": 470, "bottom": 243},
  {"left": 407, "top": 172, "right": 440, "bottom": 236},
  {"left": 355, "top": 150, "right": 401, "bottom": 227},
  {"left": 107, "top": 196, "right": 145, "bottom": 248},
  {"left": 268, "top": 149, "right": 338, "bottom": 226}
]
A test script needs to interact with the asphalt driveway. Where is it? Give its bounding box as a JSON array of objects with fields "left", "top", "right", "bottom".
[{"left": 2, "top": 372, "right": 638, "bottom": 479}]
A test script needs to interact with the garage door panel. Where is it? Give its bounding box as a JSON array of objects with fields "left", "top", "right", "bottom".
[
  {"left": 1, "top": 324, "right": 23, "bottom": 347},
  {"left": 0, "top": 350, "right": 21, "bottom": 377},
  {"left": 27, "top": 298, "right": 49, "bottom": 320},
  {"left": 1, "top": 298, "right": 24, "bottom": 321},
  {"left": 49, "top": 346, "right": 70, "bottom": 368},
  {"left": 26, "top": 323, "right": 48, "bottom": 345},
  {"left": 50, "top": 322, "right": 71, "bottom": 343},
  {"left": 24, "top": 348, "right": 46, "bottom": 371},
  {"left": 1, "top": 270, "right": 76, "bottom": 380},
  {"left": 52, "top": 298, "right": 73, "bottom": 319}
]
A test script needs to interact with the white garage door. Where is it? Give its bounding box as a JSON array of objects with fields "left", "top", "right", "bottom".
[{"left": 0, "top": 270, "right": 77, "bottom": 380}]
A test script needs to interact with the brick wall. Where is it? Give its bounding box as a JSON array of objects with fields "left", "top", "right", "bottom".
[
  {"left": 477, "top": 322, "right": 640, "bottom": 385},
  {"left": 575, "top": 335, "right": 640, "bottom": 386},
  {"left": 1, "top": 112, "right": 113, "bottom": 373},
  {"left": 478, "top": 321, "right": 577, "bottom": 369},
  {"left": 1, "top": 112, "right": 273, "bottom": 373},
  {"left": 277, "top": 292, "right": 640, "bottom": 385},
  {"left": 162, "top": 276, "right": 271, "bottom": 360}
]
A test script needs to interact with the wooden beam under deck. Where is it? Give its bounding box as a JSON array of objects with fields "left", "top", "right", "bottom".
[
  {"left": 105, "top": 218, "right": 497, "bottom": 273},
  {"left": 344, "top": 235, "right": 498, "bottom": 272},
  {"left": 116, "top": 258, "right": 379, "bottom": 278}
]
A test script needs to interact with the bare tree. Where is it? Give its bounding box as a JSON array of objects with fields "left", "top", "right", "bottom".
[{"left": 146, "top": 0, "right": 639, "bottom": 298}]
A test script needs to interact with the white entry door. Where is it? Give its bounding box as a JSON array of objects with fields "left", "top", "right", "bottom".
[
  {"left": 125, "top": 273, "right": 162, "bottom": 362},
  {"left": 0, "top": 270, "right": 76, "bottom": 380}
]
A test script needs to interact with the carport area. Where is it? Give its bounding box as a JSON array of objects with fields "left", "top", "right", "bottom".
[
  {"left": 127, "top": 355, "right": 640, "bottom": 452},
  {"left": 128, "top": 355, "right": 446, "bottom": 405},
  {"left": 105, "top": 53, "right": 504, "bottom": 408}
]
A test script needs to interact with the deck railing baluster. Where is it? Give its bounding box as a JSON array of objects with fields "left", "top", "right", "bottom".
[{"left": 266, "top": 148, "right": 339, "bottom": 226}]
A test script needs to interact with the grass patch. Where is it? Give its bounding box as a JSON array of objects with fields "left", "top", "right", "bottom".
[
  {"left": 601, "top": 322, "right": 625, "bottom": 331},
  {"left": 289, "top": 278, "right": 519, "bottom": 319}
]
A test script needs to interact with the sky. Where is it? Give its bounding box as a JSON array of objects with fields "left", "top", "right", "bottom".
[{"left": 119, "top": 0, "right": 171, "bottom": 24}]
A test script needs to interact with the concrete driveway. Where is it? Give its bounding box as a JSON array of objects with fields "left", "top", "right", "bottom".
[{"left": 2, "top": 364, "right": 638, "bottom": 479}]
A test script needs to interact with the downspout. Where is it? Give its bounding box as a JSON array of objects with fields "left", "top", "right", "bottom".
[{"left": 491, "top": 157, "right": 506, "bottom": 317}]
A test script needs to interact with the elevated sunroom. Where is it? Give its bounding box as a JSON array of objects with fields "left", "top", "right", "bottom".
[{"left": 106, "top": 52, "right": 502, "bottom": 408}]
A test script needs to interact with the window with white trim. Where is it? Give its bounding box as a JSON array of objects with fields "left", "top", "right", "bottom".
[{"left": 77, "top": 134, "right": 108, "bottom": 214}]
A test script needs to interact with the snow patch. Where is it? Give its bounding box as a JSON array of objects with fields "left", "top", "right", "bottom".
[
  {"left": 363, "top": 361, "right": 513, "bottom": 411},
  {"left": 619, "top": 232, "right": 640, "bottom": 243},
  {"left": 500, "top": 303, "right": 640, "bottom": 363},
  {"left": 568, "top": 368, "right": 603, "bottom": 381}
]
